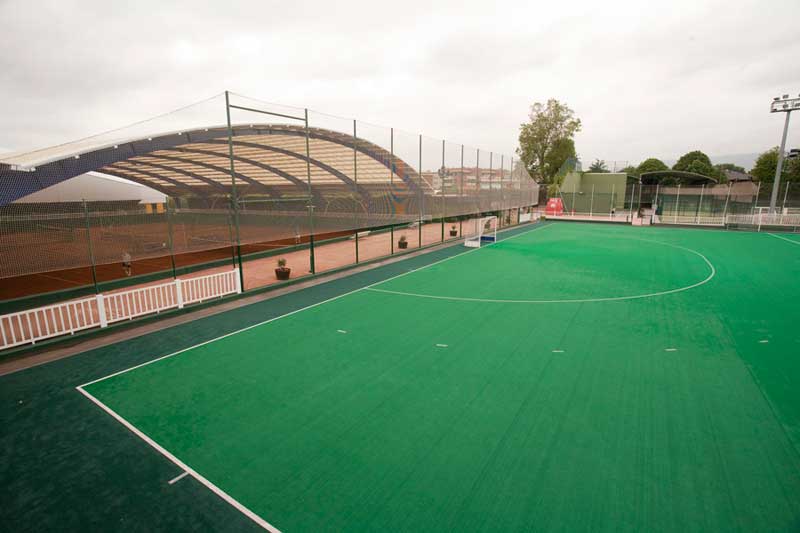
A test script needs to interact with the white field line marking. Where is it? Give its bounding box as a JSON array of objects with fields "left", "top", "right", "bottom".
[
  {"left": 76, "top": 386, "right": 281, "bottom": 532},
  {"left": 73, "top": 223, "right": 551, "bottom": 530},
  {"left": 366, "top": 237, "right": 716, "bottom": 304},
  {"left": 436, "top": 344, "right": 448, "bottom": 348},
  {"left": 665, "top": 348, "right": 678, "bottom": 352},
  {"left": 759, "top": 339, "right": 769, "bottom": 344},
  {"left": 77, "top": 222, "right": 552, "bottom": 389},
  {"left": 168, "top": 471, "right": 189, "bottom": 485},
  {"left": 337, "top": 330, "right": 347, "bottom": 334},
  {"left": 552, "top": 350, "right": 565, "bottom": 353},
  {"left": 767, "top": 233, "right": 800, "bottom": 246}
]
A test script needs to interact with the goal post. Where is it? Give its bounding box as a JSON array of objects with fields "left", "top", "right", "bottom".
[{"left": 464, "top": 216, "right": 498, "bottom": 248}]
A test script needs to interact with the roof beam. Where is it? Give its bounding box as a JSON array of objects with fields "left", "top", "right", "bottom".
[{"left": 141, "top": 154, "right": 284, "bottom": 197}]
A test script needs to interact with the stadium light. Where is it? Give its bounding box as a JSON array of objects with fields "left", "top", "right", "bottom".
[{"left": 768, "top": 93, "right": 798, "bottom": 212}]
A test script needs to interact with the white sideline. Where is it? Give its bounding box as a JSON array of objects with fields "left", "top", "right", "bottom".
[
  {"left": 75, "top": 221, "right": 551, "bottom": 531},
  {"left": 76, "top": 386, "right": 281, "bottom": 532},
  {"left": 767, "top": 233, "right": 800, "bottom": 246}
]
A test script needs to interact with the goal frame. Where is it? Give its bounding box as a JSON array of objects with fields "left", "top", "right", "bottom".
[{"left": 464, "top": 216, "right": 498, "bottom": 248}]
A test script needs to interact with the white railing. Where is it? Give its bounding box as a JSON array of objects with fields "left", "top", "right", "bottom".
[
  {"left": 0, "top": 268, "right": 240, "bottom": 351},
  {"left": 0, "top": 296, "right": 100, "bottom": 350}
]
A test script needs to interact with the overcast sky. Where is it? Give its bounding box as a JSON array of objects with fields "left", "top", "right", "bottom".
[{"left": 1, "top": 0, "right": 798, "bottom": 169}]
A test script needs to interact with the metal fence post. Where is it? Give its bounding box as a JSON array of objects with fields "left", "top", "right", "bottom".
[
  {"left": 441, "top": 139, "right": 446, "bottom": 241},
  {"left": 675, "top": 184, "right": 681, "bottom": 223},
  {"left": 166, "top": 198, "right": 177, "bottom": 279},
  {"left": 82, "top": 199, "right": 99, "bottom": 294},
  {"left": 304, "top": 108, "right": 316, "bottom": 274},
  {"left": 697, "top": 184, "right": 705, "bottom": 223},
  {"left": 589, "top": 183, "right": 594, "bottom": 218},
  {"left": 224, "top": 91, "right": 245, "bottom": 291},
  {"left": 418, "top": 134, "right": 423, "bottom": 248},
  {"left": 460, "top": 144, "right": 464, "bottom": 237},
  {"left": 353, "top": 119, "right": 359, "bottom": 263}
]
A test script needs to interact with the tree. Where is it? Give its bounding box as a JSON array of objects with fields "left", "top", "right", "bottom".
[
  {"left": 636, "top": 158, "right": 669, "bottom": 175},
  {"left": 588, "top": 159, "right": 609, "bottom": 173},
  {"left": 751, "top": 147, "right": 800, "bottom": 183},
  {"left": 620, "top": 165, "right": 638, "bottom": 177},
  {"left": 517, "top": 99, "right": 581, "bottom": 183},
  {"left": 543, "top": 138, "right": 577, "bottom": 182},
  {"left": 672, "top": 150, "right": 716, "bottom": 178}
]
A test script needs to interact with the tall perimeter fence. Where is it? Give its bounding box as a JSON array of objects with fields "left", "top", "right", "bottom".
[
  {"left": 542, "top": 180, "right": 800, "bottom": 230},
  {"left": 0, "top": 93, "right": 540, "bottom": 350}
]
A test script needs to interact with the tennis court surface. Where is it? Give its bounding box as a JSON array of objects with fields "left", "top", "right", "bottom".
[{"left": 13, "top": 221, "right": 800, "bottom": 531}]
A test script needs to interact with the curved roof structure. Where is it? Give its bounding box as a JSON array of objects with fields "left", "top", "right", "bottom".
[{"left": 0, "top": 124, "right": 426, "bottom": 206}]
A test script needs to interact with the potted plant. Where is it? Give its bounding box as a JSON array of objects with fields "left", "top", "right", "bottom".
[
  {"left": 449, "top": 224, "right": 458, "bottom": 237},
  {"left": 275, "top": 258, "right": 291, "bottom": 280},
  {"left": 398, "top": 235, "right": 408, "bottom": 249}
]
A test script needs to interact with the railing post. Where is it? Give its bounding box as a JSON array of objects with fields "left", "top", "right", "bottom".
[
  {"left": 96, "top": 294, "right": 108, "bottom": 328},
  {"left": 175, "top": 278, "right": 184, "bottom": 309},
  {"left": 234, "top": 268, "right": 242, "bottom": 294}
]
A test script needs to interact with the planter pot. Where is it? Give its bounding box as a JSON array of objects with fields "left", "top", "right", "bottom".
[
  {"left": 398, "top": 241, "right": 408, "bottom": 249},
  {"left": 449, "top": 230, "right": 458, "bottom": 237},
  {"left": 275, "top": 267, "right": 291, "bottom": 280}
]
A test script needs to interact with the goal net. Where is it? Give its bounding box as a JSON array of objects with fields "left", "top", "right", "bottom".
[{"left": 464, "top": 216, "right": 498, "bottom": 248}]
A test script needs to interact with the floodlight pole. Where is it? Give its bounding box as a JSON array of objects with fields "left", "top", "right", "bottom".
[{"left": 770, "top": 110, "right": 792, "bottom": 213}]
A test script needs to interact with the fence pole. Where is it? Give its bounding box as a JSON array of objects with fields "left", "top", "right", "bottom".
[
  {"left": 610, "top": 183, "right": 615, "bottom": 218},
  {"left": 697, "top": 184, "right": 705, "bottom": 223},
  {"left": 782, "top": 181, "right": 790, "bottom": 215},
  {"left": 722, "top": 183, "right": 731, "bottom": 224},
  {"left": 353, "top": 119, "right": 359, "bottom": 264},
  {"left": 752, "top": 181, "right": 761, "bottom": 215},
  {"left": 418, "top": 134, "right": 423, "bottom": 248},
  {"left": 82, "top": 199, "right": 99, "bottom": 294},
  {"left": 460, "top": 144, "right": 464, "bottom": 237},
  {"left": 675, "top": 185, "right": 681, "bottom": 223},
  {"left": 224, "top": 91, "right": 245, "bottom": 291},
  {"left": 441, "top": 139, "right": 446, "bottom": 241},
  {"left": 166, "top": 198, "right": 177, "bottom": 279},
  {"left": 629, "top": 184, "right": 636, "bottom": 222},
  {"left": 589, "top": 184, "right": 594, "bottom": 218},
  {"left": 304, "top": 108, "right": 316, "bottom": 274}
]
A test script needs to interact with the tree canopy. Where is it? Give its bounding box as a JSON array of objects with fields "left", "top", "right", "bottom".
[
  {"left": 517, "top": 99, "right": 581, "bottom": 183},
  {"left": 751, "top": 147, "right": 800, "bottom": 183},
  {"left": 543, "top": 138, "right": 577, "bottom": 180},
  {"left": 620, "top": 165, "right": 638, "bottom": 177},
  {"left": 672, "top": 150, "right": 717, "bottom": 178},
  {"left": 636, "top": 158, "right": 669, "bottom": 175},
  {"left": 588, "top": 159, "right": 609, "bottom": 173}
]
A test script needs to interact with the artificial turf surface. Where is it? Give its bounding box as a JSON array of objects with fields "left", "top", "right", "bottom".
[{"left": 57, "top": 223, "right": 800, "bottom": 530}]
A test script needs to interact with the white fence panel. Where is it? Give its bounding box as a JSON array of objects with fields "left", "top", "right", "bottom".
[
  {"left": 0, "top": 269, "right": 240, "bottom": 352},
  {"left": 0, "top": 296, "right": 99, "bottom": 350}
]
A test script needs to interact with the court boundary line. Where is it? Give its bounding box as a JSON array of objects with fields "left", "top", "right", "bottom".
[
  {"left": 76, "top": 385, "right": 282, "bottom": 532},
  {"left": 74, "top": 221, "right": 553, "bottom": 531},
  {"left": 767, "top": 232, "right": 800, "bottom": 246},
  {"left": 366, "top": 237, "right": 716, "bottom": 304}
]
